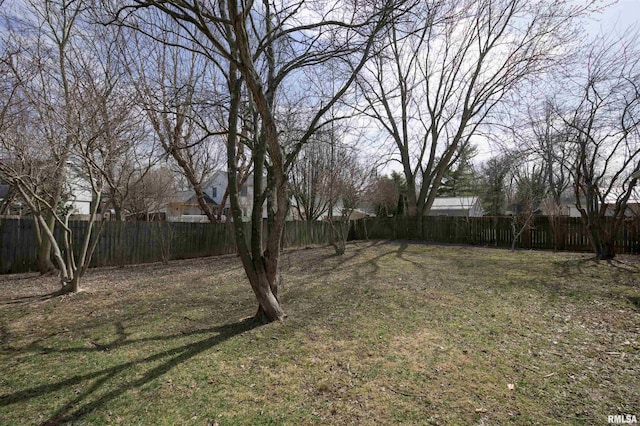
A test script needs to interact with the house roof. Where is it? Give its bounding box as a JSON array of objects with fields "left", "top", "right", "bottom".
[
  {"left": 604, "top": 187, "right": 640, "bottom": 205},
  {"left": 431, "top": 196, "right": 480, "bottom": 210},
  {"left": 174, "top": 190, "right": 217, "bottom": 205}
]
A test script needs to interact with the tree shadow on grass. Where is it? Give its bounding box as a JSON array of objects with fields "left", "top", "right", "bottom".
[
  {"left": 605, "top": 258, "right": 640, "bottom": 275},
  {"left": 21, "top": 320, "right": 238, "bottom": 356},
  {"left": 0, "top": 290, "right": 67, "bottom": 306},
  {"left": 394, "top": 240, "right": 427, "bottom": 269},
  {"left": 0, "top": 318, "right": 259, "bottom": 425},
  {"left": 553, "top": 256, "right": 640, "bottom": 285}
]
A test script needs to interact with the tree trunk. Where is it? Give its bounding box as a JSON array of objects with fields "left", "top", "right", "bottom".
[
  {"left": 37, "top": 239, "right": 56, "bottom": 274},
  {"left": 248, "top": 262, "right": 286, "bottom": 323},
  {"left": 598, "top": 242, "right": 615, "bottom": 260},
  {"left": 36, "top": 213, "right": 56, "bottom": 274},
  {"left": 405, "top": 175, "right": 418, "bottom": 217},
  {"left": 114, "top": 203, "right": 125, "bottom": 222},
  {"left": 329, "top": 218, "right": 346, "bottom": 255},
  {"left": 587, "top": 223, "right": 615, "bottom": 260},
  {"left": 510, "top": 217, "right": 518, "bottom": 251},
  {"left": 60, "top": 275, "right": 80, "bottom": 294}
]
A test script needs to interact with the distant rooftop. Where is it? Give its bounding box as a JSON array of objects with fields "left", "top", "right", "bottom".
[
  {"left": 431, "top": 196, "right": 479, "bottom": 210},
  {"left": 174, "top": 190, "right": 217, "bottom": 205}
]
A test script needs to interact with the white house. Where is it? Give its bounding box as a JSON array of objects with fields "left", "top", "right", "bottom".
[
  {"left": 165, "top": 171, "right": 267, "bottom": 221},
  {"left": 427, "top": 196, "right": 484, "bottom": 217},
  {"left": 67, "top": 176, "right": 93, "bottom": 216},
  {"left": 203, "top": 171, "right": 266, "bottom": 219}
]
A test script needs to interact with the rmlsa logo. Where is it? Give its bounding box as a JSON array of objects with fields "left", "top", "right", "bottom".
[{"left": 608, "top": 414, "right": 638, "bottom": 424}]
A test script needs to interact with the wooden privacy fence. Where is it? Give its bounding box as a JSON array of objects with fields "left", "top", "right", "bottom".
[
  {"left": 3, "top": 215, "right": 638, "bottom": 274},
  {"left": 0, "top": 218, "right": 334, "bottom": 274},
  {"left": 351, "top": 216, "right": 640, "bottom": 254}
]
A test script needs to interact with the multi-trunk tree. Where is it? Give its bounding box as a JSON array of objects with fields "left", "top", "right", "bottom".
[
  {"left": 1, "top": 0, "right": 84, "bottom": 274},
  {"left": 113, "top": 0, "right": 403, "bottom": 322},
  {"left": 554, "top": 33, "right": 640, "bottom": 259},
  {"left": 0, "top": 0, "right": 151, "bottom": 291}
]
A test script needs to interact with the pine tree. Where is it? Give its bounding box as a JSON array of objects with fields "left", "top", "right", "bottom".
[{"left": 437, "top": 144, "right": 479, "bottom": 197}]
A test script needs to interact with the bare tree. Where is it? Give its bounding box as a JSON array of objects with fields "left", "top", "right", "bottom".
[
  {"left": 327, "top": 153, "right": 375, "bottom": 255},
  {"left": 125, "top": 167, "right": 177, "bottom": 220},
  {"left": 112, "top": 0, "right": 401, "bottom": 322},
  {"left": 0, "top": 0, "right": 152, "bottom": 291},
  {"left": 1, "top": 0, "right": 89, "bottom": 274},
  {"left": 554, "top": 32, "right": 640, "bottom": 259},
  {"left": 73, "top": 18, "right": 155, "bottom": 222},
  {"left": 508, "top": 165, "right": 546, "bottom": 251},
  {"left": 521, "top": 100, "right": 573, "bottom": 250},
  {"left": 367, "top": 173, "right": 401, "bottom": 217},
  {"left": 356, "top": 0, "right": 594, "bottom": 217},
  {"left": 121, "top": 17, "right": 226, "bottom": 222},
  {"left": 287, "top": 124, "right": 356, "bottom": 222}
]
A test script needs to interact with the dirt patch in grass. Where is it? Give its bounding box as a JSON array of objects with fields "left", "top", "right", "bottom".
[{"left": 1, "top": 242, "right": 638, "bottom": 425}]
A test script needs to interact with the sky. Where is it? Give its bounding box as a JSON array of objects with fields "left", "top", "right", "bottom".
[
  {"left": 378, "top": 1, "right": 640, "bottom": 176},
  {"left": 584, "top": 0, "right": 640, "bottom": 36},
  {"left": 462, "top": 0, "right": 640, "bottom": 170}
]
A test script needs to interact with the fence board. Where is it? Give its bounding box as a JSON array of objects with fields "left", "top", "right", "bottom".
[
  {"left": 0, "top": 218, "right": 337, "bottom": 274},
  {"left": 352, "top": 215, "right": 640, "bottom": 256},
  {"left": 3, "top": 215, "right": 639, "bottom": 274}
]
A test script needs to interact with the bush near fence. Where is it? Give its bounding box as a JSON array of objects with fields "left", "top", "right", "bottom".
[
  {"left": 0, "top": 218, "right": 335, "bottom": 274},
  {"left": 351, "top": 216, "right": 640, "bottom": 254}
]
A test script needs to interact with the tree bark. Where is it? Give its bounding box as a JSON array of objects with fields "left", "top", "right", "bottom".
[
  {"left": 35, "top": 213, "right": 56, "bottom": 274},
  {"left": 250, "top": 265, "right": 285, "bottom": 324},
  {"left": 224, "top": 49, "right": 286, "bottom": 322},
  {"left": 60, "top": 276, "right": 80, "bottom": 294}
]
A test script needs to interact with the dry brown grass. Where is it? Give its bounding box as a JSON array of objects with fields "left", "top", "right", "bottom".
[{"left": 0, "top": 241, "right": 638, "bottom": 425}]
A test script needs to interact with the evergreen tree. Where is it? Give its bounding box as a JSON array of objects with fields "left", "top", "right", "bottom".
[
  {"left": 391, "top": 171, "right": 408, "bottom": 216},
  {"left": 437, "top": 144, "right": 479, "bottom": 197}
]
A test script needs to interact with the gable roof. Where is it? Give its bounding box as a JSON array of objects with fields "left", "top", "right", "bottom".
[
  {"left": 431, "top": 196, "right": 480, "bottom": 210},
  {"left": 174, "top": 190, "right": 217, "bottom": 205}
]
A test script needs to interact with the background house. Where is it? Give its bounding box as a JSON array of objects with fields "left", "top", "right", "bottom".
[
  {"left": 164, "top": 171, "right": 267, "bottom": 222},
  {"left": 203, "top": 171, "right": 262, "bottom": 219},
  {"left": 537, "top": 189, "right": 640, "bottom": 219},
  {"left": 165, "top": 191, "right": 217, "bottom": 221},
  {"left": 427, "top": 196, "right": 484, "bottom": 217},
  {"left": 0, "top": 182, "right": 23, "bottom": 216},
  {"left": 67, "top": 174, "right": 93, "bottom": 216},
  {"left": 0, "top": 175, "right": 92, "bottom": 218}
]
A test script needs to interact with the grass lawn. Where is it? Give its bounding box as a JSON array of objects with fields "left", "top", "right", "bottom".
[{"left": 0, "top": 241, "right": 639, "bottom": 425}]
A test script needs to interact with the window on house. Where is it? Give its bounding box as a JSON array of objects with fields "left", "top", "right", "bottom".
[{"left": 211, "top": 187, "right": 217, "bottom": 198}]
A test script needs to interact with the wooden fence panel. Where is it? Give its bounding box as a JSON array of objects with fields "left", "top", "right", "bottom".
[
  {"left": 0, "top": 218, "right": 338, "bottom": 274},
  {"left": 351, "top": 215, "right": 640, "bottom": 255},
  {"left": 3, "top": 215, "right": 639, "bottom": 275},
  {"left": 0, "top": 218, "right": 37, "bottom": 273}
]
